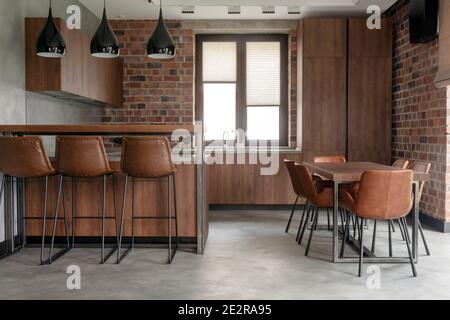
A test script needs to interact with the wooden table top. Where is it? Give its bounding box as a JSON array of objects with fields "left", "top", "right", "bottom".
[
  {"left": 0, "top": 124, "right": 195, "bottom": 135},
  {"left": 303, "top": 162, "right": 429, "bottom": 182}
]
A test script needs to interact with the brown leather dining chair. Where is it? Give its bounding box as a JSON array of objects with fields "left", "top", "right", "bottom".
[
  {"left": 340, "top": 170, "right": 416, "bottom": 277},
  {"left": 49, "top": 136, "right": 119, "bottom": 264},
  {"left": 313, "top": 156, "right": 346, "bottom": 231},
  {"left": 117, "top": 137, "right": 179, "bottom": 264},
  {"left": 293, "top": 164, "right": 334, "bottom": 256},
  {"left": 0, "top": 136, "right": 66, "bottom": 265},
  {"left": 405, "top": 161, "right": 432, "bottom": 256}
]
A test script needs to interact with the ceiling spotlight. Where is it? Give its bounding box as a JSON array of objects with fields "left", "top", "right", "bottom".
[
  {"left": 182, "top": 6, "right": 195, "bottom": 14},
  {"left": 288, "top": 6, "right": 301, "bottom": 15},
  {"left": 228, "top": 6, "right": 241, "bottom": 15},
  {"left": 262, "top": 6, "right": 275, "bottom": 14}
]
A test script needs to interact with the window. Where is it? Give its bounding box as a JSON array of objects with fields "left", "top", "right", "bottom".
[{"left": 196, "top": 34, "right": 288, "bottom": 146}]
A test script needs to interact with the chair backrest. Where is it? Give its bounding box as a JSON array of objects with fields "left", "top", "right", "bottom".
[
  {"left": 284, "top": 160, "right": 304, "bottom": 197},
  {"left": 408, "top": 161, "right": 431, "bottom": 200},
  {"left": 356, "top": 170, "right": 413, "bottom": 220},
  {"left": 295, "top": 164, "right": 319, "bottom": 203},
  {"left": 0, "top": 137, "right": 54, "bottom": 178},
  {"left": 313, "top": 156, "right": 346, "bottom": 164},
  {"left": 121, "top": 137, "right": 176, "bottom": 178},
  {"left": 392, "top": 159, "right": 410, "bottom": 169},
  {"left": 55, "top": 136, "right": 112, "bottom": 177}
]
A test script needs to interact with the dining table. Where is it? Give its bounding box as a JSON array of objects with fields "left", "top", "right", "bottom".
[{"left": 303, "top": 162, "right": 430, "bottom": 264}]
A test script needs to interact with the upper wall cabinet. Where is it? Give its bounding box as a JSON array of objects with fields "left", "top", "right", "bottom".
[{"left": 25, "top": 18, "right": 123, "bottom": 108}]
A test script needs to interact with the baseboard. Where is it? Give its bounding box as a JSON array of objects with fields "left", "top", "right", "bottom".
[
  {"left": 416, "top": 211, "right": 450, "bottom": 233},
  {"left": 211, "top": 205, "right": 450, "bottom": 233},
  {"left": 210, "top": 204, "right": 298, "bottom": 211},
  {"left": 25, "top": 236, "right": 197, "bottom": 245}
]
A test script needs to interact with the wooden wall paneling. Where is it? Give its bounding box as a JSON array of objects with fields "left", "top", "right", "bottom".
[
  {"left": 299, "top": 18, "right": 347, "bottom": 162},
  {"left": 207, "top": 153, "right": 303, "bottom": 205},
  {"left": 347, "top": 18, "right": 392, "bottom": 164}
]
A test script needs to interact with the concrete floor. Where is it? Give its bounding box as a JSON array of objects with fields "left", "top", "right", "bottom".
[{"left": 0, "top": 210, "right": 450, "bottom": 300}]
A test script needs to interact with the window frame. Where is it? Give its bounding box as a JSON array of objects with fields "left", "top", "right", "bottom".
[{"left": 195, "top": 34, "right": 289, "bottom": 146}]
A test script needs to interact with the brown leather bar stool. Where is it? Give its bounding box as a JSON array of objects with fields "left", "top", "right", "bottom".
[
  {"left": 49, "top": 136, "right": 119, "bottom": 264},
  {"left": 340, "top": 170, "right": 416, "bottom": 277},
  {"left": 291, "top": 163, "right": 334, "bottom": 255},
  {"left": 0, "top": 137, "right": 69, "bottom": 264},
  {"left": 117, "top": 137, "right": 178, "bottom": 264}
]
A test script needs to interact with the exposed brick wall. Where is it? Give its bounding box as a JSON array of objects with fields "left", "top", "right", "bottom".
[
  {"left": 102, "top": 20, "right": 298, "bottom": 148},
  {"left": 103, "top": 20, "right": 194, "bottom": 125},
  {"left": 387, "top": 0, "right": 450, "bottom": 222}
]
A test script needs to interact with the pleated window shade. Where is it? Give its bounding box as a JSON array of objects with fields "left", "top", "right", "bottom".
[
  {"left": 202, "top": 42, "right": 237, "bottom": 82},
  {"left": 246, "top": 42, "right": 281, "bottom": 106}
]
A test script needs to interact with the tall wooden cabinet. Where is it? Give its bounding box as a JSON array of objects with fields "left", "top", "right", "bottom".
[{"left": 298, "top": 18, "right": 392, "bottom": 164}]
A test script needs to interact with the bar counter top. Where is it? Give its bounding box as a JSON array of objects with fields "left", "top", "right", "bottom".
[{"left": 0, "top": 124, "right": 195, "bottom": 135}]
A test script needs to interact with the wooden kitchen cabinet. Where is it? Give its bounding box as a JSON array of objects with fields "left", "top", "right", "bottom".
[{"left": 25, "top": 17, "right": 123, "bottom": 107}]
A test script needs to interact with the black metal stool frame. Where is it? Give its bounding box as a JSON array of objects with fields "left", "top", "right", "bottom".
[
  {"left": 48, "top": 173, "right": 119, "bottom": 264},
  {"left": 117, "top": 173, "right": 179, "bottom": 264}
]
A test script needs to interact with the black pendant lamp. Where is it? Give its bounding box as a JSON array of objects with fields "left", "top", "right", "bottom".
[
  {"left": 36, "top": 0, "right": 66, "bottom": 58},
  {"left": 91, "top": 0, "right": 120, "bottom": 58},
  {"left": 147, "top": 0, "right": 176, "bottom": 59}
]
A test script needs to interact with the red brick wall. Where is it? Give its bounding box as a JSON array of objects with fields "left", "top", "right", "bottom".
[
  {"left": 387, "top": 0, "right": 449, "bottom": 222},
  {"left": 102, "top": 20, "right": 298, "bottom": 147},
  {"left": 103, "top": 20, "right": 194, "bottom": 125}
]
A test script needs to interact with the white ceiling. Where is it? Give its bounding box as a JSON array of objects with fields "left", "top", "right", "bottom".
[{"left": 79, "top": 0, "right": 398, "bottom": 20}]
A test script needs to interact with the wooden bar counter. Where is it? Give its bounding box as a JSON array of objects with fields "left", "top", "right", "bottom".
[{"left": 0, "top": 125, "right": 206, "bottom": 251}]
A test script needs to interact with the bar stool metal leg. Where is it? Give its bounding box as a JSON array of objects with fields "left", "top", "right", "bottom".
[
  {"left": 117, "top": 175, "right": 129, "bottom": 264},
  {"left": 40, "top": 176, "right": 49, "bottom": 265},
  {"left": 48, "top": 175, "right": 71, "bottom": 264},
  {"left": 72, "top": 177, "right": 76, "bottom": 248},
  {"left": 168, "top": 176, "right": 172, "bottom": 264},
  {"left": 101, "top": 175, "right": 106, "bottom": 264},
  {"left": 172, "top": 174, "right": 179, "bottom": 248}
]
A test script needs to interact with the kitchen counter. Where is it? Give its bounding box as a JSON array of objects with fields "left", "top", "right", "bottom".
[{"left": 0, "top": 124, "right": 207, "bottom": 254}]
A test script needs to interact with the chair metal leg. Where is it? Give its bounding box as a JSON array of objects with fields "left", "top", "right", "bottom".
[
  {"left": 340, "top": 211, "right": 351, "bottom": 258},
  {"left": 117, "top": 175, "right": 128, "bottom": 264},
  {"left": 285, "top": 196, "right": 299, "bottom": 233},
  {"left": 400, "top": 219, "right": 417, "bottom": 277},
  {"left": 388, "top": 220, "right": 393, "bottom": 257},
  {"left": 62, "top": 179, "right": 70, "bottom": 248},
  {"left": 390, "top": 219, "right": 396, "bottom": 232},
  {"left": 326, "top": 208, "right": 331, "bottom": 231},
  {"left": 305, "top": 206, "right": 318, "bottom": 256},
  {"left": 402, "top": 217, "right": 411, "bottom": 244},
  {"left": 296, "top": 201, "right": 309, "bottom": 242},
  {"left": 22, "top": 178, "right": 27, "bottom": 248},
  {"left": 371, "top": 220, "right": 377, "bottom": 254},
  {"left": 397, "top": 219, "right": 406, "bottom": 241},
  {"left": 48, "top": 176, "right": 64, "bottom": 264},
  {"left": 358, "top": 219, "right": 365, "bottom": 277},
  {"left": 40, "top": 176, "right": 49, "bottom": 265},
  {"left": 418, "top": 221, "right": 430, "bottom": 256},
  {"left": 298, "top": 204, "right": 312, "bottom": 245}
]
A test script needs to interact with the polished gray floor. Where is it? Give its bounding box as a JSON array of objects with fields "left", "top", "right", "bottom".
[{"left": 0, "top": 210, "right": 449, "bottom": 300}]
